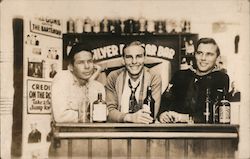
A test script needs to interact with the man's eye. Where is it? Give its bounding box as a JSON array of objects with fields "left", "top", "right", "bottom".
[
  {"left": 76, "top": 61, "right": 84, "bottom": 64},
  {"left": 87, "top": 60, "right": 93, "bottom": 63},
  {"left": 196, "top": 51, "right": 202, "bottom": 55},
  {"left": 206, "top": 52, "right": 214, "bottom": 56},
  {"left": 137, "top": 54, "right": 143, "bottom": 58},
  {"left": 125, "top": 55, "right": 132, "bottom": 59}
]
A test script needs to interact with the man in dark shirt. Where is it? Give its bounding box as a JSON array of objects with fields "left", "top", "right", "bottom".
[{"left": 158, "top": 38, "right": 229, "bottom": 123}]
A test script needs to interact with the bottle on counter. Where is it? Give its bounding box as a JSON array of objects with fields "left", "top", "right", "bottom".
[
  {"left": 143, "top": 86, "right": 155, "bottom": 123},
  {"left": 218, "top": 89, "right": 231, "bottom": 124},
  {"left": 203, "top": 88, "right": 212, "bottom": 123},
  {"left": 212, "top": 89, "right": 223, "bottom": 123},
  {"left": 92, "top": 93, "right": 107, "bottom": 123}
]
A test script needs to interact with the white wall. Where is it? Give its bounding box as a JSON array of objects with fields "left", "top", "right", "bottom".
[{"left": 1, "top": 0, "right": 249, "bottom": 158}]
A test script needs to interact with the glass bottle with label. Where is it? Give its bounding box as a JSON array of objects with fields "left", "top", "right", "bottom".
[
  {"left": 143, "top": 86, "right": 155, "bottom": 122},
  {"left": 218, "top": 89, "right": 231, "bottom": 124},
  {"left": 92, "top": 93, "right": 107, "bottom": 123}
]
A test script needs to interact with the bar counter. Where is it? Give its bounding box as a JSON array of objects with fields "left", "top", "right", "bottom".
[{"left": 51, "top": 123, "right": 239, "bottom": 159}]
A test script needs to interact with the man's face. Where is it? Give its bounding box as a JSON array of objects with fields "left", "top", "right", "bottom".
[
  {"left": 123, "top": 45, "right": 145, "bottom": 80},
  {"left": 195, "top": 43, "right": 218, "bottom": 75},
  {"left": 71, "top": 51, "right": 94, "bottom": 81}
]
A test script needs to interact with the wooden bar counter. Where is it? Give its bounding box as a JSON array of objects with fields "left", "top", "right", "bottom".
[{"left": 50, "top": 123, "right": 239, "bottom": 159}]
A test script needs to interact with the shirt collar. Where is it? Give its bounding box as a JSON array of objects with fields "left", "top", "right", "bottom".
[{"left": 126, "top": 71, "right": 144, "bottom": 88}]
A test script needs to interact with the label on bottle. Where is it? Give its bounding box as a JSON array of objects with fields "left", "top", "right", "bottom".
[
  {"left": 93, "top": 103, "right": 107, "bottom": 122},
  {"left": 219, "top": 105, "right": 230, "bottom": 123}
]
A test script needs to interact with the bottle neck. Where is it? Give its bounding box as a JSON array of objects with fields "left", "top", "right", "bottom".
[
  {"left": 146, "top": 87, "right": 152, "bottom": 97},
  {"left": 97, "top": 94, "right": 102, "bottom": 101}
]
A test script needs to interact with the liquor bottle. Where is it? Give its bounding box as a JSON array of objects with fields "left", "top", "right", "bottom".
[
  {"left": 84, "top": 17, "right": 92, "bottom": 33},
  {"left": 218, "top": 89, "right": 231, "bottom": 124},
  {"left": 147, "top": 20, "right": 155, "bottom": 33},
  {"left": 213, "top": 89, "right": 223, "bottom": 123},
  {"left": 203, "top": 88, "right": 212, "bottom": 123},
  {"left": 75, "top": 18, "right": 83, "bottom": 33},
  {"left": 143, "top": 86, "right": 155, "bottom": 122},
  {"left": 93, "top": 19, "right": 101, "bottom": 33},
  {"left": 101, "top": 17, "right": 109, "bottom": 33},
  {"left": 67, "top": 18, "right": 75, "bottom": 33},
  {"left": 92, "top": 93, "right": 107, "bottom": 123},
  {"left": 138, "top": 17, "right": 146, "bottom": 33}
]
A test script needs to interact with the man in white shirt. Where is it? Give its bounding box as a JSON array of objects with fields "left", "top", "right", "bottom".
[
  {"left": 105, "top": 41, "right": 162, "bottom": 123},
  {"left": 51, "top": 43, "right": 105, "bottom": 123}
]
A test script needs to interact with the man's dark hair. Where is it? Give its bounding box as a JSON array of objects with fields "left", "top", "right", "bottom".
[
  {"left": 197, "top": 38, "right": 220, "bottom": 57},
  {"left": 123, "top": 41, "right": 146, "bottom": 57},
  {"left": 68, "top": 43, "right": 93, "bottom": 65}
]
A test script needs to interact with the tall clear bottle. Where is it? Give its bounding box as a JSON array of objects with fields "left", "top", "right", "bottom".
[
  {"left": 92, "top": 93, "right": 107, "bottom": 123},
  {"left": 143, "top": 86, "right": 155, "bottom": 123}
]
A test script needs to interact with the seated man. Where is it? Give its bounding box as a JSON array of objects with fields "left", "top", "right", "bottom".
[
  {"left": 158, "top": 38, "right": 229, "bottom": 123},
  {"left": 52, "top": 43, "right": 105, "bottom": 123},
  {"left": 105, "top": 41, "right": 162, "bottom": 123}
]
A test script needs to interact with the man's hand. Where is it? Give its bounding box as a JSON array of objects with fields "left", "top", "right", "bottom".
[
  {"left": 159, "top": 111, "right": 189, "bottom": 123},
  {"left": 89, "top": 64, "right": 102, "bottom": 81},
  {"left": 124, "top": 109, "right": 153, "bottom": 124}
]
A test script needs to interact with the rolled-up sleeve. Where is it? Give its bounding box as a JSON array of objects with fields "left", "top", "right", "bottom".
[{"left": 51, "top": 73, "right": 78, "bottom": 123}]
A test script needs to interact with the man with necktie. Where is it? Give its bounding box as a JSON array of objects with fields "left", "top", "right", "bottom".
[{"left": 105, "top": 41, "right": 162, "bottom": 123}]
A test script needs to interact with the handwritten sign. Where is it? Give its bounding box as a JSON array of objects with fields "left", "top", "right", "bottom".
[{"left": 27, "top": 80, "right": 52, "bottom": 114}]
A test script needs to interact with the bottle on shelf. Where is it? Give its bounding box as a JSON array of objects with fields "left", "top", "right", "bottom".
[
  {"left": 218, "top": 89, "right": 231, "bottom": 124},
  {"left": 67, "top": 18, "right": 75, "bottom": 33},
  {"left": 93, "top": 19, "right": 101, "bottom": 33},
  {"left": 147, "top": 20, "right": 155, "bottom": 33},
  {"left": 143, "top": 86, "right": 155, "bottom": 123},
  {"left": 92, "top": 93, "right": 107, "bottom": 123},
  {"left": 84, "top": 17, "right": 92, "bottom": 33},
  {"left": 138, "top": 17, "right": 146, "bottom": 33},
  {"left": 101, "top": 17, "right": 109, "bottom": 33},
  {"left": 75, "top": 18, "right": 84, "bottom": 33}
]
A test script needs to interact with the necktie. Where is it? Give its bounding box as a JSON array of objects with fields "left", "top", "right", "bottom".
[{"left": 128, "top": 79, "right": 140, "bottom": 113}]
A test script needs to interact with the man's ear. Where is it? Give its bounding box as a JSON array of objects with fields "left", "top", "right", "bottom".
[
  {"left": 215, "top": 55, "right": 222, "bottom": 66},
  {"left": 68, "top": 64, "right": 73, "bottom": 71}
]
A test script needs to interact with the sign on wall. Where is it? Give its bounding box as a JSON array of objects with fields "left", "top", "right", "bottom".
[
  {"left": 30, "top": 17, "right": 62, "bottom": 38},
  {"left": 27, "top": 80, "right": 52, "bottom": 114}
]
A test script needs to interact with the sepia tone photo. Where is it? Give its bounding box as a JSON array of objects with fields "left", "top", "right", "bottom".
[{"left": 0, "top": 0, "right": 249, "bottom": 159}]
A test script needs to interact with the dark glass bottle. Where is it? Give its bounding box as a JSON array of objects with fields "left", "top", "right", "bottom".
[
  {"left": 218, "top": 89, "right": 231, "bottom": 124},
  {"left": 143, "top": 86, "right": 155, "bottom": 122},
  {"left": 92, "top": 93, "right": 107, "bottom": 123},
  {"left": 204, "top": 88, "right": 212, "bottom": 123},
  {"left": 213, "top": 89, "right": 223, "bottom": 123}
]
